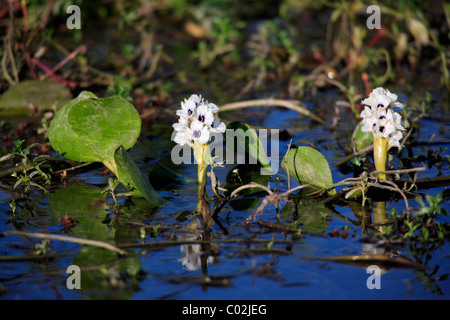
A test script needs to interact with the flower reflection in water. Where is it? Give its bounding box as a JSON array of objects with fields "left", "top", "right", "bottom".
[{"left": 178, "top": 220, "right": 214, "bottom": 272}]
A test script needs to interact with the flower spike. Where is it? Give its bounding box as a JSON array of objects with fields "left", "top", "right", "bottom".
[{"left": 359, "top": 87, "right": 406, "bottom": 179}]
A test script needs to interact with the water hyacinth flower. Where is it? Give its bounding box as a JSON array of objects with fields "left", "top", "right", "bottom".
[
  {"left": 359, "top": 87, "right": 406, "bottom": 179},
  {"left": 173, "top": 94, "right": 226, "bottom": 151},
  {"left": 172, "top": 94, "right": 226, "bottom": 228}
]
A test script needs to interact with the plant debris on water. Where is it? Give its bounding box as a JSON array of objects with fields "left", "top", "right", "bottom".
[{"left": 0, "top": 0, "right": 449, "bottom": 300}]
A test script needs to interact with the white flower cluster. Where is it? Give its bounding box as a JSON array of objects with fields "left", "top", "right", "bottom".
[
  {"left": 360, "top": 87, "right": 406, "bottom": 149},
  {"left": 173, "top": 94, "right": 226, "bottom": 146}
]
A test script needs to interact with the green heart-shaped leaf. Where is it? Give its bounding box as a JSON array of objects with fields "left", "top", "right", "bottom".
[
  {"left": 282, "top": 146, "right": 335, "bottom": 195},
  {"left": 49, "top": 91, "right": 163, "bottom": 205},
  {"left": 48, "top": 91, "right": 141, "bottom": 165},
  {"left": 49, "top": 91, "right": 99, "bottom": 162}
]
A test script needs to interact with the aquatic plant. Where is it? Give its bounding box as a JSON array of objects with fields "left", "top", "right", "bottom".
[
  {"left": 48, "top": 91, "right": 164, "bottom": 206},
  {"left": 0, "top": 0, "right": 448, "bottom": 300},
  {"left": 172, "top": 94, "right": 226, "bottom": 227},
  {"left": 359, "top": 87, "right": 406, "bottom": 180},
  {"left": 9, "top": 140, "right": 51, "bottom": 194}
]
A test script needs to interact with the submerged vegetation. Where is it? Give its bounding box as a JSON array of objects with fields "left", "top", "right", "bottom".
[{"left": 0, "top": 0, "right": 449, "bottom": 299}]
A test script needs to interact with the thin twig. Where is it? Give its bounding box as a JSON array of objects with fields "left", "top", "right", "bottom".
[
  {"left": 229, "top": 182, "right": 273, "bottom": 199},
  {"left": 414, "top": 175, "right": 450, "bottom": 189},
  {"left": 3, "top": 231, "right": 127, "bottom": 256},
  {"left": 241, "top": 184, "right": 311, "bottom": 224},
  {"left": 0, "top": 157, "right": 85, "bottom": 180},
  {"left": 315, "top": 187, "right": 354, "bottom": 205},
  {"left": 305, "top": 177, "right": 363, "bottom": 197},
  {"left": 1, "top": 45, "right": 16, "bottom": 86},
  {"left": 0, "top": 253, "right": 59, "bottom": 262},
  {"left": 41, "top": 45, "right": 87, "bottom": 80},
  {"left": 7, "top": 0, "right": 19, "bottom": 83},
  {"left": 2, "top": 1, "right": 19, "bottom": 86},
  {"left": 371, "top": 180, "right": 409, "bottom": 210},
  {"left": 283, "top": 184, "right": 311, "bottom": 195},
  {"left": 257, "top": 220, "right": 300, "bottom": 233},
  {"left": 52, "top": 161, "right": 94, "bottom": 174},
  {"left": 307, "top": 166, "right": 427, "bottom": 198},
  {"left": 220, "top": 99, "right": 324, "bottom": 123},
  {"left": 118, "top": 237, "right": 304, "bottom": 249},
  {"left": 31, "top": 58, "right": 77, "bottom": 88},
  {"left": 0, "top": 164, "right": 33, "bottom": 179},
  {"left": 243, "top": 196, "right": 272, "bottom": 224},
  {"left": 39, "top": 0, "right": 55, "bottom": 30},
  {"left": 0, "top": 153, "right": 12, "bottom": 163},
  {"left": 370, "top": 165, "right": 426, "bottom": 176}
]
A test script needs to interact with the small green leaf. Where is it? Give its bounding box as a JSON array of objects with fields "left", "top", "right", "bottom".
[
  {"left": 13, "top": 179, "right": 22, "bottom": 190},
  {"left": 28, "top": 171, "right": 39, "bottom": 179},
  {"left": 353, "top": 122, "right": 373, "bottom": 151},
  {"left": 114, "top": 146, "right": 165, "bottom": 207},
  {"left": 282, "top": 146, "right": 335, "bottom": 195}
]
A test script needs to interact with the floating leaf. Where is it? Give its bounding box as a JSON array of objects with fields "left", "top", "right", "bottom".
[
  {"left": 0, "top": 80, "right": 71, "bottom": 116},
  {"left": 49, "top": 91, "right": 99, "bottom": 162},
  {"left": 282, "top": 146, "right": 335, "bottom": 195},
  {"left": 49, "top": 91, "right": 164, "bottom": 205},
  {"left": 48, "top": 91, "right": 141, "bottom": 166},
  {"left": 114, "top": 146, "right": 165, "bottom": 207}
]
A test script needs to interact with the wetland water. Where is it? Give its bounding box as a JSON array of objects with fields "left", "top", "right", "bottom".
[
  {"left": 1, "top": 93, "right": 448, "bottom": 300},
  {"left": 0, "top": 1, "right": 449, "bottom": 300}
]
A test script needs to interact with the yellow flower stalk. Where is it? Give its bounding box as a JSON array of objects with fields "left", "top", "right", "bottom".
[
  {"left": 193, "top": 141, "right": 208, "bottom": 199},
  {"left": 373, "top": 136, "right": 388, "bottom": 180}
]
